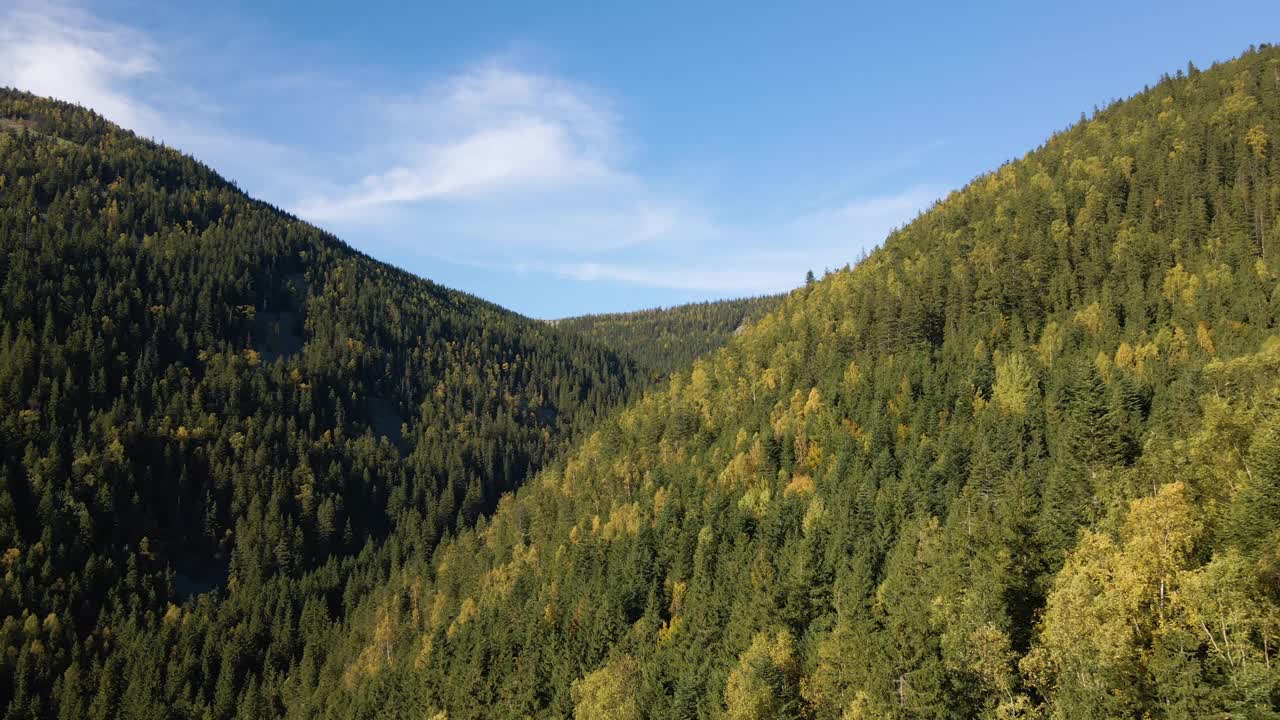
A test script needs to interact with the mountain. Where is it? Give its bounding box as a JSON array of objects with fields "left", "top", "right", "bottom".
[
  {"left": 298, "top": 46, "right": 1280, "bottom": 718},
  {"left": 552, "top": 295, "right": 784, "bottom": 380},
  {"left": 0, "top": 90, "right": 654, "bottom": 718}
]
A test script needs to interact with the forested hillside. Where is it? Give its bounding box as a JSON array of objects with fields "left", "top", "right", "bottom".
[
  {"left": 0, "top": 90, "right": 648, "bottom": 718},
  {"left": 552, "top": 295, "right": 783, "bottom": 380},
  {"left": 302, "top": 46, "right": 1280, "bottom": 718}
]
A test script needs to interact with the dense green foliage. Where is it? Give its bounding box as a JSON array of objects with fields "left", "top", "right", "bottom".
[
  {"left": 0, "top": 90, "right": 648, "bottom": 718},
  {"left": 299, "top": 46, "right": 1280, "bottom": 719},
  {"left": 552, "top": 296, "right": 782, "bottom": 380}
]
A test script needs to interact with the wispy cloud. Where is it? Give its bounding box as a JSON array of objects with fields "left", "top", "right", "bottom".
[
  {"left": 296, "top": 64, "right": 623, "bottom": 221},
  {"left": 0, "top": 1, "right": 313, "bottom": 201},
  {"left": 528, "top": 185, "right": 943, "bottom": 293},
  {"left": 0, "top": 1, "right": 159, "bottom": 133},
  {"left": 0, "top": 1, "right": 948, "bottom": 304},
  {"left": 549, "top": 263, "right": 800, "bottom": 293}
]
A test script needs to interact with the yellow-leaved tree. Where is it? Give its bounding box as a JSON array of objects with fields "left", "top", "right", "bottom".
[
  {"left": 1023, "top": 478, "right": 1280, "bottom": 717},
  {"left": 571, "top": 655, "right": 642, "bottom": 720},
  {"left": 725, "top": 628, "right": 802, "bottom": 720}
]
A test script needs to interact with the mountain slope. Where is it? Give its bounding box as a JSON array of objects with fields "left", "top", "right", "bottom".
[
  {"left": 0, "top": 90, "right": 649, "bottom": 718},
  {"left": 552, "top": 295, "right": 784, "bottom": 380},
  {"left": 307, "top": 46, "right": 1280, "bottom": 719}
]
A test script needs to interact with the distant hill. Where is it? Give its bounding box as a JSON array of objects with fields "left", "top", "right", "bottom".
[
  {"left": 0, "top": 89, "right": 647, "bottom": 718},
  {"left": 552, "top": 295, "right": 783, "bottom": 379},
  {"left": 302, "top": 45, "right": 1280, "bottom": 719}
]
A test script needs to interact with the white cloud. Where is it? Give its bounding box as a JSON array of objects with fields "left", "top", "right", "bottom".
[
  {"left": 0, "top": 1, "right": 159, "bottom": 133},
  {"left": 0, "top": 2, "right": 949, "bottom": 304},
  {"left": 0, "top": 0, "right": 313, "bottom": 202},
  {"left": 551, "top": 262, "right": 800, "bottom": 293},
  {"left": 283, "top": 65, "right": 945, "bottom": 295},
  {"left": 529, "top": 185, "right": 943, "bottom": 294},
  {"left": 781, "top": 186, "right": 940, "bottom": 249},
  {"left": 296, "top": 63, "right": 623, "bottom": 221},
  {"left": 300, "top": 117, "right": 612, "bottom": 218}
]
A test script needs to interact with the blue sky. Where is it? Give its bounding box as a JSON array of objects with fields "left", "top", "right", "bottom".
[{"left": 2, "top": 1, "right": 1278, "bottom": 318}]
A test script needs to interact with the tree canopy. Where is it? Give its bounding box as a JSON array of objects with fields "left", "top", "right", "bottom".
[
  {"left": 299, "top": 45, "right": 1280, "bottom": 719},
  {"left": 5, "top": 41, "right": 1280, "bottom": 720},
  {"left": 0, "top": 89, "right": 656, "bottom": 719}
]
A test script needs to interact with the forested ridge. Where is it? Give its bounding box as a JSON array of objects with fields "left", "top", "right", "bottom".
[
  {"left": 0, "top": 89, "right": 659, "bottom": 718},
  {"left": 6, "top": 41, "right": 1280, "bottom": 720},
  {"left": 296, "top": 46, "right": 1280, "bottom": 719},
  {"left": 552, "top": 296, "right": 783, "bottom": 380}
]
